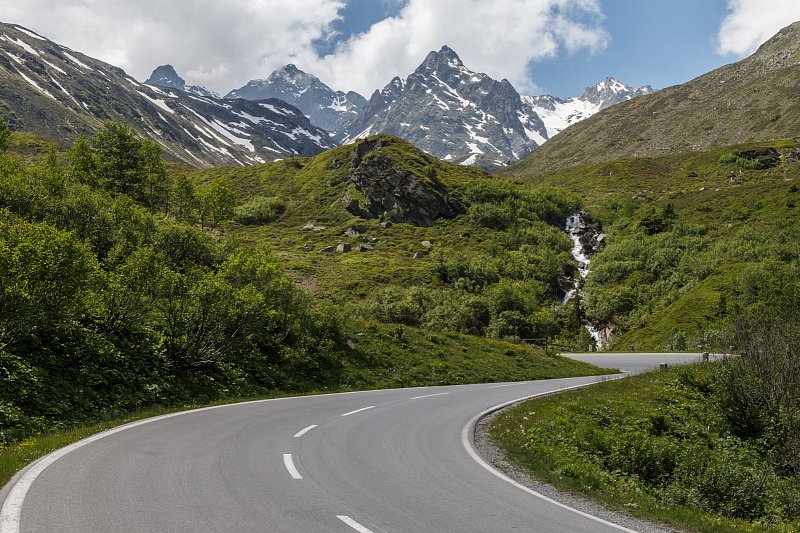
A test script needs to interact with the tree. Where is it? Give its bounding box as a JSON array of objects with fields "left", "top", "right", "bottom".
[
  {"left": 198, "top": 178, "right": 237, "bottom": 228},
  {"left": 70, "top": 122, "right": 169, "bottom": 210},
  {"left": 0, "top": 117, "right": 10, "bottom": 152},
  {"left": 172, "top": 175, "right": 198, "bottom": 223}
]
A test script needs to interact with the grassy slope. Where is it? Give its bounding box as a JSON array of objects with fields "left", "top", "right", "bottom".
[
  {"left": 503, "top": 139, "right": 800, "bottom": 349},
  {"left": 188, "top": 135, "right": 495, "bottom": 299},
  {"left": 508, "top": 22, "right": 800, "bottom": 177},
  {"left": 489, "top": 363, "right": 797, "bottom": 532}
]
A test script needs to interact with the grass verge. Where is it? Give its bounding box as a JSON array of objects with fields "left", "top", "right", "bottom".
[{"left": 488, "top": 363, "right": 799, "bottom": 533}]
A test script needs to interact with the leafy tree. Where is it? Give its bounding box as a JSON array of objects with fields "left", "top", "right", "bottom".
[
  {"left": 69, "top": 122, "right": 169, "bottom": 210},
  {"left": 172, "top": 174, "right": 198, "bottom": 223},
  {"left": 0, "top": 117, "right": 10, "bottom": 152},
  {"left": 198, "top": 177, "right": 237, "bottom": 228}
]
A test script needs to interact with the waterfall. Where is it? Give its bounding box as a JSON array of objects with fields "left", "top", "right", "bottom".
[{"left": 563, "top": 213, "right": 606, "bottom": 349}]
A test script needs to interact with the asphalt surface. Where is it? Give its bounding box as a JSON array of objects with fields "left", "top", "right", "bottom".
[{"left": 1, "top": 353, "right": 704, "bottom": 533}]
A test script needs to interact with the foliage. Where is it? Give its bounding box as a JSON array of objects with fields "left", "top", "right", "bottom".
[
  {"left": 234, "top": 195, "right": 286, "bottom": 225},
  {"left": 0, "top": 117, "right": 10, "bottom": 152},
  {"left": 491, "top": 342, "right": 800, "bottom": 530},
  {"left": 0, "top": 128, "right": 610, "bottom": 446}
]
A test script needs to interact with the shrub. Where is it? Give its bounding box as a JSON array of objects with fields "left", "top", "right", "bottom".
[{"left": 234, "top": 196, "right": 286, "bottom": 225}]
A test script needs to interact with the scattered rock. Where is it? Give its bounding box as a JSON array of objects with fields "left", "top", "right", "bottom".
[
  {"left": 360, "top": 236, "right": 380, "bottom": 243},
  {"left": 687, "top": 171, "right": 699, "bottom": 177},
  {"left": 633, "top": 194, "right": 647, "bottom": 202},
  {"left": 303, "top": 222, "right": 327, "bottom": 231},
  {"left": 336, "top": 243, "right": 351, "bottom": 253},
  {"left": 356, "top": 244, "right": 373, "bottom": 252},
  {"left": 413, "top": 252, "right": 428, "bottom": 259},
  {"left": 380, "top": 221, "right": 393, "bottom": 229},
  {"left": 735, "top": 147, "right": 780, "bottom": 169},
  {"left": 344, "top": 228, "right": 360, "bottom": 238},
  {"left": 320, "top": 246, "right": 335, "bottom": 253},
  {"left": 421, "top": 240, "right": 432, "bottom": 248}
]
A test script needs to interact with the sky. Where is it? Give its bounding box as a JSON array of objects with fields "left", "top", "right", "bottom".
[{"left": 1, "top": 0, "right": 800, "bottom": 98}]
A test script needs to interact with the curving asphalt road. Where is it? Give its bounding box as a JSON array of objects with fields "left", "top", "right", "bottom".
[{"left": 1, "top": 353, "right": 701, "bottom": 533}]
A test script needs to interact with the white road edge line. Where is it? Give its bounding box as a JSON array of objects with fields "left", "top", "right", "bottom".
[
  {"left": 409, "top": 392, "right": 450, "bottom": 400},
  {"left": 293, "top": 424, "right": 318, "bottom": 438},
  {"left": 340, "top": 405, "right": 375, "bottom": 417},
  {"left": 337, "top": 515, "right": 375, "bottom": 533},
  {"left": 283, "top": 454, "right": 302, "bottom": 480},
  {"left": 461, "top": 377, "right": 638, "bottom": 533}
]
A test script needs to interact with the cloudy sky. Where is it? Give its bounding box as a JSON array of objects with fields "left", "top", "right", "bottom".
[{"left": 1, "top": 0, "right": 800, "bottom": 97}]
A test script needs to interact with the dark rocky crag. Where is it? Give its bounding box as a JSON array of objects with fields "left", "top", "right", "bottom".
[{"left": 341, "top": 137, "right": 466, "bottom": 227}]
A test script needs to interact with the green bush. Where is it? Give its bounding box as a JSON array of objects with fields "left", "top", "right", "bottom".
[{"left": 234, "top": 196, "right": 286, "bottom": 225}]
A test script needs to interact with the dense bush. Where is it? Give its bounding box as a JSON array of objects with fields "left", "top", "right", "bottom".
[
  {"left": 234, "top": 195, "right": 286, "bottom": 225},
  {"left": 0, "top": 120, "right": 344, "bottom": 443}
]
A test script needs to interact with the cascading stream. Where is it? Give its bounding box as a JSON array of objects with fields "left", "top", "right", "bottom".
[{"left": 563, "top": 213, "right": 606, "bottom": 349}]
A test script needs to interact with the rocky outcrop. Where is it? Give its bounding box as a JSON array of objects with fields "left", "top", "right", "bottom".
[{"left": 342, "top": 138, "right": 465, "bottom": 227}]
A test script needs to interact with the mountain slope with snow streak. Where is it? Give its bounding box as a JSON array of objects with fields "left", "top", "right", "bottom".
[{"left": 0, "top": 23, "right": 334, "bottom": 167}]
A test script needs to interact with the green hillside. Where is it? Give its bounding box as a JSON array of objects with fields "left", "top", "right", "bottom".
[
  {"left": 506, "top": 139, "right": 800, "bottom": 350},
  {"left": 185, "top": 134, "right": 599, "bottom": 347},
  {"left": 0, "top": 124, "right": 611, "bottom": 445},
  {"left": 508, "top": 21, "right": 800, "bottom": 177}
]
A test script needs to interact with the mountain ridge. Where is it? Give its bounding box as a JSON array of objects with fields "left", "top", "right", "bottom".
[
  {"left": 225, "top": 64, "right": 366, "bottom": 131},
  {"left": 508, "top": 20, "right": 800, "bottom": 177},
  {"left": 0, "top": 22, "right": 334, "bottom": 167}
]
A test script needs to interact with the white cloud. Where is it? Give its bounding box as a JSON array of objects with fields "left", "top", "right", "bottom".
[
  {"left": 0, "top": 0, "right": 345, "bottom": 92},
  {"left": 304, "top": 0, "right": 609, "bottom": 95},
  {"left": 0, "top": 0, "right": 608, "bottom": 96},
  {"left": 716, "top": 0, "right": 800, "bottom": 56}
]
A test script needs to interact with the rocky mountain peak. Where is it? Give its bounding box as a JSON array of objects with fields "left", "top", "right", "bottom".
[
  {"left": 145, "top": 64, "right": 218, "bottom": 98},
  {"left": 747, "top": 20, "right": 800, "bottom": 71},
  {"left": 578, "top": 76, "right": 653, "bottom": 109},
  {"left": 146, "top": 64, "right": 185, "bottom": 90},
  {"left": 226, "top": 64, "right": 366, "bottom": 131},
  {"left": 268, "top": 63, "right": 315, "bottom": 86},
  {"left": 419, "top": 45, "right": 464, "bottom": 71}
]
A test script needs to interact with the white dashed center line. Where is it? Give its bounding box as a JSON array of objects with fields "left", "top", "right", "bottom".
[
  {"left": 340, "top": 405, "right": 375, "bottom": 417},
  {"left": 283, "top": 453, "right": 302, "bottom": 480},
  {"left": 410, "top": 392, "right": 450, "bottom": 400},
  {"left": 293, "top": 424, "right": 318, "bottom": 438},
  {"left": 337, "top": 515, "right": 375, "bottom": 533}
]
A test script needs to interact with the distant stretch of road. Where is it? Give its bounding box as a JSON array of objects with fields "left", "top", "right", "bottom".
[{"left": 1, "top": 353, "right": 700, "bottom": 533}]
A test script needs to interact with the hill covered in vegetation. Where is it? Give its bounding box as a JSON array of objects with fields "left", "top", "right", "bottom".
[
  {"left": 0, "top": 121, "right": 609, "bottom": 444},
  {"left": 503, "top": 138, "right": 800, "bottom": 351}
]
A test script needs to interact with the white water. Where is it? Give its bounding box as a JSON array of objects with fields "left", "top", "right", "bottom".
[{"left": 563, "top": 213, "right": 605, "bottom": 349}]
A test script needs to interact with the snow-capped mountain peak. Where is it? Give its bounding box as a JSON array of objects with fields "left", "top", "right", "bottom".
[
  {"left": 334, "top": 45, "right": 547, "bottom": 171},
  {"left": 225, "top": 65, "right": 366, "bottom": 132},
  {"left": 523, "top": 77, "right": 654, "bottom": 138}
]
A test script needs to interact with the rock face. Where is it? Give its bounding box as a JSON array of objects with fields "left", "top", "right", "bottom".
[
  {"left": 334, "top": 47, "right": 651, "bottom": 171},
  {"left": 335, "top": 46, "right": 548, "bottom": 171},
  {"left": 342, "top": 138, "right": 465, "bottom": 227},
  {"left": 0, "top": 23, "right": 334, "bottom": 167},
  {"left": 226, "top": 64, "right": 366, "bottom": 131},
  {"left": 145, "top": 64, "right": 219, "bottom": 98}
]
